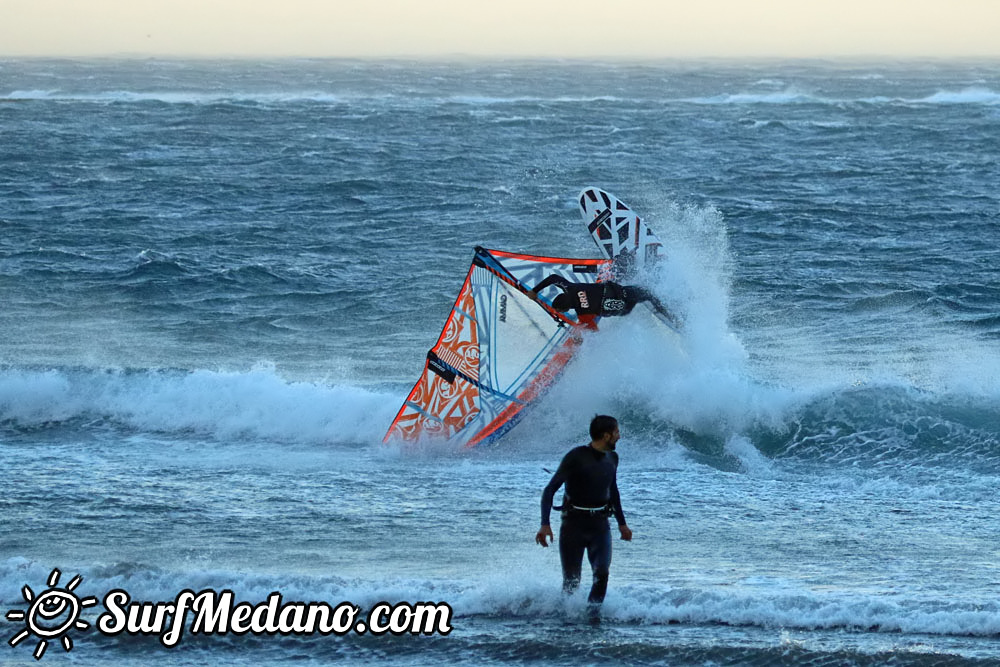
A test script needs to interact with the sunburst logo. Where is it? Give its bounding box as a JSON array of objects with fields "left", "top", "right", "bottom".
[{"left": 6, "top": 568, "right": 98, "bottom": 660}]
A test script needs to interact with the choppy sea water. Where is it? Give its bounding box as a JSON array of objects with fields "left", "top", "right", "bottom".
[{"left": 2, "top": 58, "right": 1000, "bottom": 665}]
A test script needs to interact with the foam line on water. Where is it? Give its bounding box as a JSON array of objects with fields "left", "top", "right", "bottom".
[{"left": 0, "top": 365, "right": 399, "bottom": 445}]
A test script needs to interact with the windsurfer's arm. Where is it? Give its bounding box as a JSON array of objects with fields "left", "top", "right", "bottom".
[
  {"left": 532, "top": 274, "right": 570, "bottom": 295},
  {"left": 536, "top": 465, "right": 567, "bottom": 547},
  {"left": 628, "top": 286, "right": 682, "bottom": 330},
  {"left": 610, "top": 466, "right": 632, "bottom": 541},
  {"left": 648, "top": 297, "right": 681, "bottom": 331}
]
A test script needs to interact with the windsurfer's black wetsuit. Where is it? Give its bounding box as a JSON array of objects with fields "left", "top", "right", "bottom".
[
  {"left": 533, "top": 273, "right": 675, "bottom": 324},
  {"left": 533, "top": 274, "right": 653, "bottom": 317},
  {"left": 541, "top": 445, "right": 626, "bottom": 605}
]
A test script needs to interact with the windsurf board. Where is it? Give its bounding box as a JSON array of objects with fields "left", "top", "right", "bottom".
[
  {"left": 578, "top": 187, "right": 682, "bottom": 333},
  {"left": 578, "top": 186, "right": 665, "bottom": 278}
]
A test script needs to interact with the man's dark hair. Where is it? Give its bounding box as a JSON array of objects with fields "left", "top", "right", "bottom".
[{"left": 590, "top": 415, "right": 618, "bottom": 441}]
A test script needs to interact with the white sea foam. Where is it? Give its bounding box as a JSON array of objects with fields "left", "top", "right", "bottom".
[
  {"left": 537, "top": 197, "right": 803, "bottom": 448},
  {"left": 0, "top": 366, "right": 398, "bottom": 445},
  {"left": 5, "top": 557, "right": 998, "bottom": 638},
  {"left": 2, "top": 88, "right": 627, "bottom": 106},
  {"left": 920, "top": 87, "right": 1000, "bottom": 105},
  {"left": 7, "top": 85, "right": 999, "bottom": 109},
  {"left": 683, "top": 89, "right": 828, "bottom": 105},
  {"left": 3, "top": 89, "right": 349, "bottom": 105},
  {"left": 681, "top": 87, "right": 1000, "bottom": 107}
]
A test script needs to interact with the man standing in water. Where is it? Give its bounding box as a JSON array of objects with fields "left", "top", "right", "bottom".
[{"left": 536, "top": 415, "right": 632, "bottom": 615}]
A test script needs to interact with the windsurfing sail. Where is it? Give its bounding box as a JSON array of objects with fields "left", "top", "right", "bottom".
[{"left": 384, "top": 247, "right": 613, "bottom": 448}]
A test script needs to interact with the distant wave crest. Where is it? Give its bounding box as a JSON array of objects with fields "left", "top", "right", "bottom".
[
  {"left": 6, "top": 87, "right": 999, "bottom": 107},
  {"left": 0, "top": 366, "right": 398, "bottom": 445}
]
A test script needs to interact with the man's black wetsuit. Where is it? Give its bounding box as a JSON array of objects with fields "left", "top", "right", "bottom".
[
  {"left": 533, "top": 274, "right": 657, "bottom": 317},
  {"left": 540, "top": 445, "right": 626, "bottom": 604}
]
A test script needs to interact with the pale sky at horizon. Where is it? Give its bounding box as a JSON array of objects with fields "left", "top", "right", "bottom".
[{"left": 2, "top": 0, "right": 998, "bottom": 59}]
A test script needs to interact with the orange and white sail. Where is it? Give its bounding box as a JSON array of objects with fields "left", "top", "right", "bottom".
[{"left": 383, "top": 247, "right": 612, "bottom": 447}]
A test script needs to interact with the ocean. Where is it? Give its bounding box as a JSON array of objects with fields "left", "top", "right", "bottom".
[{"left": 2, "top": 58, "right": 1000, "bottom": 665}]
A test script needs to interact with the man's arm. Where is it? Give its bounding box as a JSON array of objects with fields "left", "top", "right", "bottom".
[
  {"left": 628, "top": 286, "right": 682, "bottom": 330},
  {"left": 610, "top": 483, "right": 632, "bottom": 540},
  {"left": 536, "top": 453, "right": 572, "bottom": 547},
  {"left": 532, "top": 274, "right": 570, "bottom": 294},
  {"left": 540, "top": 470, "right": 564, "bottom": 528},
  {"left": 647, "top": 297, "right": 682, "bottom": 331},
  {"left": 609, "top": 459, "right": 632, "bottom": 541}
]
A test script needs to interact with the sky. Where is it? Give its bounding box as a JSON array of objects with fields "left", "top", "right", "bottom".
[{"left": 1, "top": 0, "right": 998, "bottom": 59}]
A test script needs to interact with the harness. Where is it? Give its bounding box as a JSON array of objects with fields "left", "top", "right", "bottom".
[{"left": 554, "top": 500, "right": 613, "bottom": 517}]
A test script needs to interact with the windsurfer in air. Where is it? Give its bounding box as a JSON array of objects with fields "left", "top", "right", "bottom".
[
  {"left": 528, "top": 274, "right": 679, "bottom": 329},
  {"left": 536, "top": 415, "right": 632, "bottom": 619}
]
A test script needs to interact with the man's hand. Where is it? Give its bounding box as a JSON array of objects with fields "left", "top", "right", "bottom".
[
  {"left": 618, "top": 524, "right": 633, "bottom": 541},
  {"left": 535, "top": 525, "right": 554, "bottom": 547}
]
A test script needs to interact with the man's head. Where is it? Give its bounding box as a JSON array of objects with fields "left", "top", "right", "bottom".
[
  {"left": 590, "top": 414, "right": 620, "bottom": 451},
  {"left": 552, "top": 293, "right": 573, "bottom": 312}
]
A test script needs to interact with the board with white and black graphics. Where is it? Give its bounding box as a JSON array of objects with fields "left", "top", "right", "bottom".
[
  {"left": 579, "top": 187, "right": 665, "bottom": 278},
  {"left": 579, "top": 187, "right": 684, "bottom": 334}
]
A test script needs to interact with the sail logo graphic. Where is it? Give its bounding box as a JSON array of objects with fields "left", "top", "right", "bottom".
[{"left": 6, "top": 568, "right": 98, "bottom": 660}]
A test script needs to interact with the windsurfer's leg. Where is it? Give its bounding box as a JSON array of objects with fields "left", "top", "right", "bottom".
[
  {"left": 559, "top": 522, "right": 585, "bottom": 595},
  {"left": 586, "top": 524, "right": 613, "bottom": 605}
]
